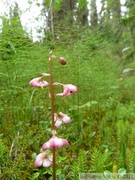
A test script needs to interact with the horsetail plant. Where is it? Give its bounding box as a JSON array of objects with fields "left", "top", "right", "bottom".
[{"left": 29, "top": 51, "right": 78, "bottom": 180}]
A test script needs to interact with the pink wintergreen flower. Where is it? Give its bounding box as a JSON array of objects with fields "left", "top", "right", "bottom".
[
  {"left": 54, "top": 112, "right": 71, "bottom": 128},
  {"left": 34, "top": 152, "right": 53, "bottom": 168},
  {"left": 42, "top": 135, "right": 69, "bottom": 150},
  {"left": 53, "top": 82, "right": 78, "bottom": 96},
  {"left": 54, "top": 113, "right": 62, "bottom": 128},
  {"left": 29, "top": 73, "right": 50, "bottom": 88}
]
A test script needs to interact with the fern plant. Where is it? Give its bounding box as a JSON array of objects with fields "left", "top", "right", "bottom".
[
  {"left": 70, "top": 161, "right": 79, "bottom": 180},
  {"left": 70, "top": 150, "right": 87, "bottom": 180},
  {"left": 116, "top": 119, "right": 130, "bottom": 169},
  {"left": 90, "top": 147, "right": 112, "bottom": 172},
  {"left": 78, "top": 150, "right": 88, "bottom": 173},
  {"left": 127, "top": 148, "right": 135, "bottom": 172},
  {"left": 126, "top": 125, "right": 135, "bottom": 172}
]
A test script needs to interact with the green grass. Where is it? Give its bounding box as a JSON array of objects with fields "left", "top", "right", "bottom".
[{"left": 1, "top": 28, "right": 135, "bottom": 179}]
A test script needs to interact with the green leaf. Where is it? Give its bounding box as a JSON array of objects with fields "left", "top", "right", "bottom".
[
  {"left": 78, "top": 0, "right": 88, "bottom": 10},
  {"left": 90, "top": 131, "right": 96, "bottom": 137},
  {"left": 56, "top": 169, "right": 62, "bottom": 175},
  {"left": 122, "top": 68, "right": 134, "bottom": 73},
  {"left": 32, "top": 152, "right": 37, "bottom": 159},
  {"left": 122, "top": 47, "right": 130, "bottom": 52},
  {"left": 79, "top": 100, "right": 98, "bottom": 108},
  {"left": 31, "top": 172, "right": 40, "bottom": 179},
  {"left": 69, "top": 101, "right": 98, "bottom": 110},
  {"left": 58, "top": 156, "right": 67, "bottom": 163}
]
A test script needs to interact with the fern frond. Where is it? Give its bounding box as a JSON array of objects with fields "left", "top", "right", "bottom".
[
  {"left": 116, "top": 120, "right": 130, "bottom": 168},
  {"left": 70, "top": 161, "right": 79, "bottom": 180},
  {"left": 70, "top": 150, "right": 88, "bottom": 180},
  {"left": 127, "top": 148, "right": 135, "bottom": 172},
  {"left": 90, "top": 147, "right": 112, "bottom": 173},
  {"left": 0, "top": 139, "right": 5, "bottom": 165},
  {"left": 78, "top": 150, "right": 87, "bottom": 173}
]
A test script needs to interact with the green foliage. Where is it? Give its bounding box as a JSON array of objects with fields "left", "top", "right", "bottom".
[
  {"left": 71, "top": 161, "right": 79, "bottom": 180},
  {"left": 0, "top": 137, "right": 5, "bottom": 166},
  {"left": 116, "top": 120, "right": 129, "bottom": 168},
  {"left": 90, "top": 147, "right": 112, "bottom": 172},
  {"left": 44, "top": 0, "right": 63, "bottom": 10},
  {"left": 0, "top": 16, "right": 31, "bottom": 60},
  {"left": 70, "top": 150, "right": 87, "bottom": 180},
  {"left": 78, "top": 0, "right": 88, "bottom": 10}
]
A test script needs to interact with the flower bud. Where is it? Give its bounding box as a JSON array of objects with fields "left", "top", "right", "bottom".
[{"left": 59, "top": 57, "right": 66, "bottom": 65}]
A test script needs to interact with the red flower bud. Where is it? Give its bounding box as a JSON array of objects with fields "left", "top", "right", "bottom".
[{"left": 59, "top": 57, "right": 66, "bottom": 65}]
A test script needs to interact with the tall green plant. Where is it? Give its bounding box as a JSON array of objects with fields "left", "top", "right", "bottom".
[
  {"left": 117, "top": 120, "right": 130, "bottom": 168},
  {"left": 90, "top": 147, "right": 112, "bottom": 172}
]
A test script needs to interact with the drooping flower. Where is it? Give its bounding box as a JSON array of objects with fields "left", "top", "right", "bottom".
[
  {"left": 29, "top": 74, "right": 50, "bottom": 88},
  {"left": 34, "top": 152, "right": 53, "bottom": 168},
  {"left": 29, "top": 77, "right": 48, "bottom": 88},
  {"left": 54, "top": 114, "right": 62, "bottom": 128},
  {"left": 53, "top": 82, "right": 78, "bottom": 96},
  {"left": 54, "top": 112, "right": 71, "bottom": 128},
  {"left": 42, "top": 135, "right": 69, "bottom": 150}
]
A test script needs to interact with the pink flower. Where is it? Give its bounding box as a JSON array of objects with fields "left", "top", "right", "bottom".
[
  {"left": 29, "top": 74, "right": 50, "bottom": 88},
  {"left": 54, "top": 112, "right": 71, "bottom": 128},
  {"left": 34, "top": 152, "right": 52, "bottom": 168},
  {"left": 42, "top": 135, "right": 69, "bottom": 150},
  {"left": 29, "top": 77, "right": 48, "bottom": 88},
  {"left": 53, "top": 83, "right": 78, "bottom": 96}
]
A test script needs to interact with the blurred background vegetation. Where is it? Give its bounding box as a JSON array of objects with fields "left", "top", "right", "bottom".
[{"left": 0, "top": 0, "right": 135, "bottom": 179}]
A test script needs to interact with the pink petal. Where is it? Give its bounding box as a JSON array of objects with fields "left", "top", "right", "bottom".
[
  {"left": 68, "top": 84, "right": 78, "bottom": 93},
  {"left": 63, "top": 115, "right": 71, "bottom": 124},
  {"left": 54, "top": 136, "right": 69, "bottom": 149},
  {"left": 62, "top": 86, "right": 71, "bottom": 96},
  {"left": 34, "top": 152, "right": 53, "bottom": 168},
  {"left": 43, "top": 159, "right": 52, "bottom": 167},
  {"left": 29, "top": 77, "right": 49, "bottom": 88},
  {"left": 42, "top": 136, "right": 69, "bottom": 150},
  {"left": 54, "top": 119, "right": 63, "bottom": 128},
  {"left": 34, "top": 153, "right": 45, "bottom": 167},
  {"left": 38, "top": 81, "right": 48, "bottom": 87},
  {"left": 56, "top": 84, "right": 78, "bottom": 96},
  {"left": 56, "top": 85, "right": 69, "bottom": 96},
  {"left": 54, "top": 113, "right": 63, "bottom": 128},
  {"left": 58, "top": 112, "right": 71, "bottom": 124},
  {"left": 42, "top": 155, "right": 52, "bottom": 167},
  {"left": 34, "top": 158, "right": 43, "bottom": 167},
  {"left": 42, "top": 140, "right": 53, "bottom": 150}
]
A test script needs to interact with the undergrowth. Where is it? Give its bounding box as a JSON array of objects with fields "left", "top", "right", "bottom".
[{"left": 1, "top": 27, "right": 135, "bottom": 179}]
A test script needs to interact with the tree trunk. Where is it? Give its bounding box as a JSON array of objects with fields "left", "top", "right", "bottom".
[{"left": 90, "top": 0, "right": 98, "bottom": 27}]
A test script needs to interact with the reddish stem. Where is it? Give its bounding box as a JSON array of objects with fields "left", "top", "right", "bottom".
[{"left": 49, "top": 56, "right": 56, "bottom": 180}]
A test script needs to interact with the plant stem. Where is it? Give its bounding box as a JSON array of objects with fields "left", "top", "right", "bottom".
[
  {"left": 52, "top": 148, "right": 56, "bottom": 180},
  {"left": 49, "top": 56, "right": 56, "bottom": 180}
]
